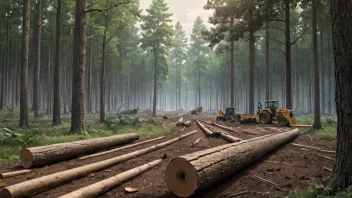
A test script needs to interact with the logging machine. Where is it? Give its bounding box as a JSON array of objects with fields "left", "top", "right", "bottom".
[{"left": 258, "top": 100, "right": 297, "bottom": 126}]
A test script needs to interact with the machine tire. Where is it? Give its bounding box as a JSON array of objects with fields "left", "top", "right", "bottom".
[
  {"left": 259, "top": 111, "right": 272, "bottom": 124},
  {"left": 278, "top": 115, "right": 289, "bottom": 126}
]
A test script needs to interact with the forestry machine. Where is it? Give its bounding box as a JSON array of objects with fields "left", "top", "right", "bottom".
[
  {"left": 216, "top": 107, "right": 237, "bottom": 121},
  {"left": 190, "top": 106, "right": 203, "bottom": 115},
  {"left": 258, "top": 100, "right": 297, "bottom": 126}
]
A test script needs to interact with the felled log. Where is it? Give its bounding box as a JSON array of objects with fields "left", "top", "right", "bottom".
[
  {"left": 166, "top": 129, "right": 299, "bottom": 197},
  {"left": 176, "top": 117, "right": 184, "bottom": 126},
  {"left": 0, "top": 131, "right": 197, "bottom": 198},
  {"left": 20, "top": 133, "right": 140, "bottom": 168},
  {"left": 201, "top": 123, "right": 241, "bottom": 143},
  {"left": 212, "top": 122, "right": 257, "bottom": 135},
  {"left": 78, "top": 136, "right": 165, "bottom": 160},
  {"left": 0, "top": 170, "right": 31, "bottom": 179},
  {"left": 195, "top": 120, "right": 213, "bottom": 136},
  {"left": 58, "top": 158, "right": 165, "bottom": 198},
  {"left": 181, "top": 121, "right": 192, "bottom": 127}
]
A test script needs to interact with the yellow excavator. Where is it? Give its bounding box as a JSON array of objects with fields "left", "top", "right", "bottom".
[{"left": 258, "top": 100, "right": 296, "bottom": 126}]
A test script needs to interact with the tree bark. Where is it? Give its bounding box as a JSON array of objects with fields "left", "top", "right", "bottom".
[
  {"left": 19, "top": 0, "right": 30, "bottom": 129},
  {"left": 324, "top": 0, "right": 352, "bottom": 190},
  {"left": 312, "top": 0, "right": 322, "bottom": 129},
  {"left": 70, "top": 0, "right": 87, "bottom": 134},
  {"left": 265, "top": 21, "right": 270, "bottom": 100},
  {"left": 20, "top": 133, "right": 140, "bottom": 168},
  {"left": 100, "top": 15, "right": 107, "bottom": 123},
  {"left": 1, "top": 131, "right": 196, "bottom": 198},
  {"left": 87, "top": 27, "right": 93, "bottom": 114},
  {"left": 33, "top": 0, "right": 41, "bottom": 119},
  {"left": 230, "top": 16, "right": 235, "bottom": 107},
  {"left": 152, "top": 48, "right": 158, "bottom": 116},
  {"left": 285, "top": 0, "right": 292, "bottom": 109},
  {"left": 249, "top": 29, "right": 255, "bottom": 115},
  {"left": 320, "top": 26, "right": 325, "bottom": 114},
  {"left": 58, "top": 159, "right": 164, "bottom": 198},
  {"left": 166, "top": 129, "right": 299, "bottom": 197},
  {"left": 52, "top": 0, "right": 62, "bottom": 126}
]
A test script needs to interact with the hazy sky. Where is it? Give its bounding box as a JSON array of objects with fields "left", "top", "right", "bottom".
[{"left": 139, "top": 0, "right": 213, "bottom": 39}]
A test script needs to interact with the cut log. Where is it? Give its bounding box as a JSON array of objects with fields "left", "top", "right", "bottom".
[
  {"left": 290, "top": 143, "right": 336, "bottom": 154},
  {"left": 58, "top": 158, "right": 164, "bottom": 198},
  {"left": 181, "top": 121, "right": 193, "bottom": 127},
  {"left": 20, "top": 133, "right": 140, "bottom": 168},
  {"left": 78, "top": 136, "right": 165, "bottom": 160},
  {"left": 176, "top": 117, "right": 184, "bottom": 126},
  {"left": 0, "top": 170, "right": 31, "bottom": 179},
  {"left": 166, "top": 129, "right": 299, "bottom": 197},
  {"left": 196, "top": 120, "right": 213, "bottom": 136},
  {"left": 202, "top": 123, "right": 241, "bottom": 143},
  {"left": 0, "top": 131, "right": 197, "bottom": 198}
]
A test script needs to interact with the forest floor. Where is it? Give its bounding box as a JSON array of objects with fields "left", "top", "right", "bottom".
[{"left": 0, "top": 111, "right": 337, "bottom": 198}]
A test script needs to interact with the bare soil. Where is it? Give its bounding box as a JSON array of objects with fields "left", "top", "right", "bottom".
[{"left": 0, "top": 113, "right": 335, "bottom": 198}]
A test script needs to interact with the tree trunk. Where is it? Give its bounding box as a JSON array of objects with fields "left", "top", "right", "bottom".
[
  {"left": 285, "top": 0, "right": 292, "bottom": 109},
  {"left": 152, "top": 48, "right": 158, "bottom": 116},
  {"left": 33, "top": 0, "right": 41, "bottom": 119},
  {"left": 52, "top": 0, "right": 62, "bottom": 126},
  {"left": 230, "top": 16, "right": 235, "bottom": 107},
  {"left": 324, "top": 0, "right": 352, "bottom": 190},
  {"left": 312, "top": 0, "right": 322, "bottom": 129},
  {"left": 70, "top": 0, "right": 86, "bottom": 134},
  {"left": 320, "top": 26, "right": 325, "bottom": 114},
  {"left": 20, "top": 133, "right": 140, "bottom": 168},
  {"left": 19, "top": 0, "right": 30, "bottom": 129},
  {"left": 166, "top": 129, "right": 299, "bottom": 197},
  {"left": 327, "top": 29, "right": 332, "bottom": 115},
  {"left": 249, "top": 29, "right": 255, "bottom": 115},
  {"left": 100, "top": 15, "right": 107, "bottom": 123},
  {"left": 265, "top": 21, "right": 270, "bottom": 100},
  {"left": 87, "top": 27, "right": 93, "bottom": 114}
]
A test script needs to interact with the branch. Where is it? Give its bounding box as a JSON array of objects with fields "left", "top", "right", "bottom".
[
  {"left": 269, "top": 18, "right": 286, "bottom": 23},
  {"left": 269, "top": 26, "right": 286, "bottom": 33},
  {"left": 86, "top": 33, "right": 99, "bottom": 40},
  {"left": 86, "top": 0, "right": 103, "bottom": 9},
  {"left": 290, "top": 28, "right": 308, "bottom": 46},
  {"left": 105, "top": 23, "right": 126, "bottom": 45},
  {"left": 85, "top": 1, "right": 130, "bottom": 13},
  {"left": 269, "top": 47, "right": 286, "bottom": 56},
  {"left": 255, "top": 36, "right": 285, "bottom": 46}
]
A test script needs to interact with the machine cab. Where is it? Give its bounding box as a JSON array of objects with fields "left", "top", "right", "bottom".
[{"left": 264, "top": 100, "right": 279, "bottom": 114}]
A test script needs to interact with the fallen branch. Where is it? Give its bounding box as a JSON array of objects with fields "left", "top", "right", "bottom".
[
  {"left": 0, "top": 170, "right": 31, "bottom": 179},
  {"left": 190, "top": 137, "right": 203, "bottom": 147},
  {"left": 166, "top": 129, "right": 299, "bottom": 197},
  {"left": 307, "top": 135, "right": 313, "bottom": 142},
  {"left": 0, "top": 131, "right": 197, "bottom": 198},
  {"left": 312, "top": 153, "right": 334, "bottom": 161},
  {"left": 21, "top": 133, "right": 140, "bottom": 168},
  {"left": 78, "top": 136, "right": 165, "bottom": 160},
  {"left": 59, "top": 157, "right": 165, "bottom": 198},
  {"left": 196, "top": 120, "right": 214, "bottom": 136},
  {"left": 290, "top": 143, "right": 336, "bottom": 154},
  {"left": 324, "top": 167, "right": 332, "bottom": 172},
  {"left": 265, "top": 160, "right": 292, "bottom": 166},
  {"left": 252, "top": 175, "right": 289, "bottom": 192}
]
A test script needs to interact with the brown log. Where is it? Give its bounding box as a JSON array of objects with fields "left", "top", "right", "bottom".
[
  {"left": 166, "top": 129, "right": 299, "bottom": 197},
  {"left": 58, "top": 158, "right": 164, "bottom": 198},
  {"left": 176, "top": 117, "right": 184, "bottom": 126},
  {"left": 196, "top": 120, "right": 213, "bottom": 136},
  {"left": 0, "top": 131, "right": 197, "bottom": 198},
  {"left": 202, "top": 123, "right": 241, "bottom": 143},
  {"left": 181, "top": 121, "right": 193, "bottom": 127},
  {"left": 0, "top": 170, "right": 31, "bottom": 179},
  {"left": 78, "top": 136, "right": 165, "bottom": 160},
  {"left": 20, "top": 133, "right": 140, "bottom": 168}
]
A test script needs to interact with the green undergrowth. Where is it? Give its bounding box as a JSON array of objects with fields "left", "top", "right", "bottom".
[
  {"left": 0, "top": 110, "right": 168, "bottom": 163},
  {"left": 296, "top": 115, "right": 337, "bottom": 141}
]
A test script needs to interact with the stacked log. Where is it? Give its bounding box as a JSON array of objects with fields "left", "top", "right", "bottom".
[
  {"left": 20, "top": 133, "right": 140, "bottom": 168},
  {"left": 1, "top": 131, "right": 197, "bottom": 198},
  {"left": 166, "top": 129, "right": 299, "bottom": 197},
  {"left": 195, "top": 120, "right": 214, "bottom": 136}
]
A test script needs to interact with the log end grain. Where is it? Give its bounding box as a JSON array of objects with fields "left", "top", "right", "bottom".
[
  {"left": 166, "top": 157, "right": 198, "bottom": 197},
  {"left": 0, "top": 188, "right": 12, "bottom": 198},
  {"left": 20, "top": 148, "right": 33, "bottom": 169}
]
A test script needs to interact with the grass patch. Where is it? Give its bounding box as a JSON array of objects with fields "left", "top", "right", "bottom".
[
  {"left": 0, "top": 112, "right": 168, "bottom": 163},
  {"left": 296, "top": 115, "right": 337, "bottom": 141},
  {"left": 283, "top": 185, "right": 352, "bottom": 198}
]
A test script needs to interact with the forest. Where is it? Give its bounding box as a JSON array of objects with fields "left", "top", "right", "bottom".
[{"left": 0, "top": 0, "right": 351, "bottom": 198}]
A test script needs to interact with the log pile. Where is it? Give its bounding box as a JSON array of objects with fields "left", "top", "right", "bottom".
[
  {"left": 165, "top": 129, "right": 299, "bottom": 197},
  {"left": 20, "top": 133, "right": 140, "bottom": 168}
]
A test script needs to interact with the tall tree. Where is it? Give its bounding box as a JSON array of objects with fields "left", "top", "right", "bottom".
[
  {"left": 141, "top": 0, "right": 173, "bottom": 116},
  {"left": 19, "top": 0, "right": 30, "bottom": 129},
  {"left": 325, "top": 0, "right": 352, "bottom": 190},
  {"left": 70, "top": 0, "right": 87, "bottom": 134},
  {"left": 33, "top": 0, "right": 42, "bottom": 119},
  {"left": 312, "top": 0, "right": 321, "bottom": 129},
  {"left": 189, "top": 16, "right": 208, "bottom": 107},
  {"left": 171, "top": 22, "right": 187, "bottom": 110},
  {"left": 52, "top": 0, "right": 62, "bottom": 126}
]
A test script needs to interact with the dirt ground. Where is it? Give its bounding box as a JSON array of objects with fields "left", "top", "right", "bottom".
[{"left": 0, "top": 113, "right": 335, "bottom": 198}]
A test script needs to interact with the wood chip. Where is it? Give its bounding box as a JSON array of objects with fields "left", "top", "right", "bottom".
[{"left": 124, "top": 187, "right": 138, "bottom": 193}]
